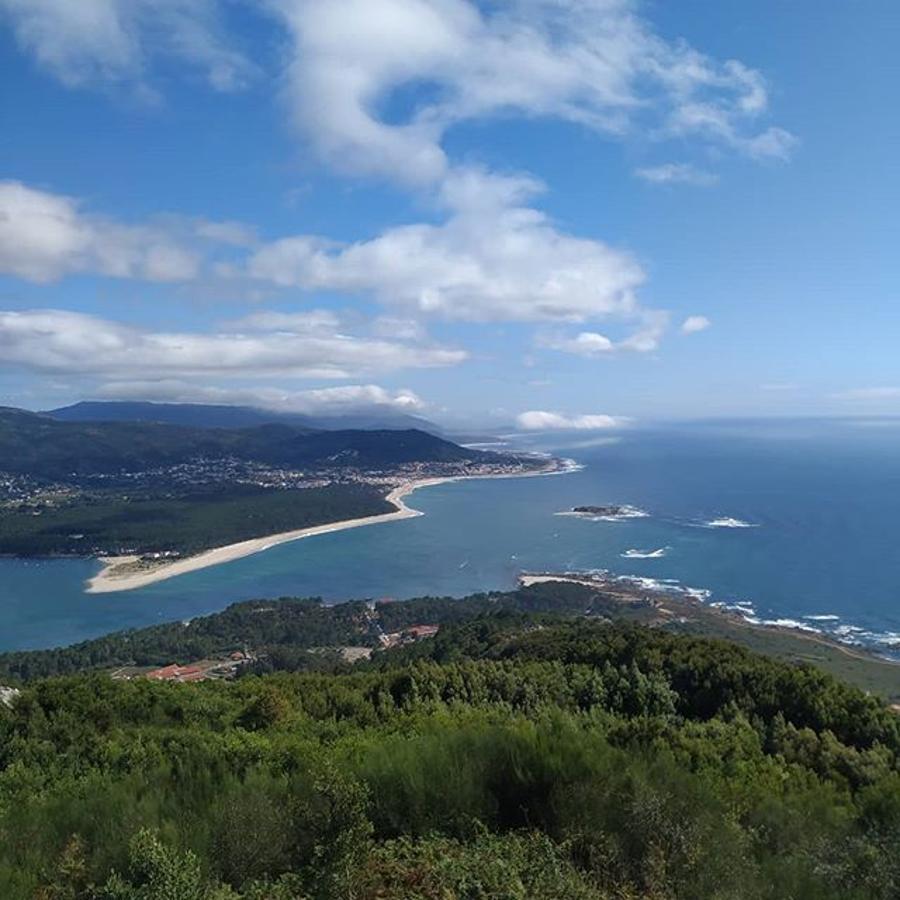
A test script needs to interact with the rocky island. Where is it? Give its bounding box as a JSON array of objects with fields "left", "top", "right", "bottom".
[{"left": 562, "top": 504, "right": 649, "bottom": 520}]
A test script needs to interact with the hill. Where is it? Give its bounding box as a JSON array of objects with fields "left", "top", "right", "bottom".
[
  {"left": 0, "top": 406, "right": 480, "bottom": 481},
  {"left": 46, "top": 400, "right": 444, "bottom": 435},
  {"left": 2, "top": 581, "right": 897, "bottom": 698},
  {"left": 1, "top": 585, "right": 899, "bottom": 898}
]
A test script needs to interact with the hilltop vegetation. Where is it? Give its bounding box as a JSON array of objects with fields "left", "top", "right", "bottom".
[{"left": 1, "top": 602, "right": 899, "bottom": 899}]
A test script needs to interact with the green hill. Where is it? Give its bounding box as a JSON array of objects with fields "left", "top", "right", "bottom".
[
  {"left": 1, "top": 586, "right": 899, "bottom": 899},
  {"left": 0, "top": 406, "right": 481, "bottom": 481}
]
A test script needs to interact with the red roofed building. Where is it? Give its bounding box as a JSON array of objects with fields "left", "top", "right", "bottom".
[
  {"left": 146, "top": 664, "right": 205, "bottom": 682},
  {"left": 405, "top": 625, "right": 439, "bottom": 639}
]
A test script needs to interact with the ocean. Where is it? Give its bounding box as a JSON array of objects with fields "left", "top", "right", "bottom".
[{"left": 2, "top": 418, "right": 899, "bottom": 655}]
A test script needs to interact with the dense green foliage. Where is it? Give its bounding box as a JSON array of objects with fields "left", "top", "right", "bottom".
[
  {"left": 0, "top": 407, "right": 481, "bottom": 480},
  {"left": 0, "top": 596, "right": 374, "bottom": 681},
  {"left": 2, "top": 611, "right": 900, "bottom": 899},
  {"left": 0, "top": 484, "right": 390, "bottom": 557},
  {"left": 0, "top": 584, "right": 639, "bottom": 681}
]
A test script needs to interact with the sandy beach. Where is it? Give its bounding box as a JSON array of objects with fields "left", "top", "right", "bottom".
[{"left": 86, "top": 462, "right": 576, "bottom": 594}]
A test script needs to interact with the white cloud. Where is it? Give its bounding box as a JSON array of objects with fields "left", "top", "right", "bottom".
[
  {"left": 249, "top": 168, "right": 646, "bottom": 324},
  {"left": 0, "top": 309, "right": 465, "bottom": 379},
  {"left": 539, "top": 310, "right": 669, "bottom": 356},
  {"left": 635, "top": 163, "right": 718, "bottom": 186},
  {"left": 372, "top": 316, "right": 426, "bottom": 342},
  {"left": 226, "top": 310, "right": 342, "bottom": 334},
  {"left": 0, "top": 0, "right": 253, "bottom": 93},
  {"left": 0, "top": 176, "right": 656, "bottom": 340},
  {"left": 0, "top": 2, "right": 794, "bottom": 366},
  {"left": 4, "top": 0, "right": 791, "bottom": 173},
  {"left": 273, "top": 0, "right": 794, "bottom": 186},
  {"left": 516, "top": 410, "right": 627, "bottom": 431},
  {"left": 0, "top": 180, "right": 259, "bottom": 283},
  {"left": 94, "top": 380, "right": 426, "bottom": 415},
  {"left": 542, "top": 331, "right": 614, "bottom": 357},
  {"left": 680, "top": 315, "right": 711, "bottom": 334}
]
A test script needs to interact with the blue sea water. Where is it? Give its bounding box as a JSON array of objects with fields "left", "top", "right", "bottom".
[{"left": 2, "top": 418, "right": 900, "bottom": 654}]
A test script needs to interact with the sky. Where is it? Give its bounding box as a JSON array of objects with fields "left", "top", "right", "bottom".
[{"left": 0, "top": 0, "right": 898, "bottom": 431}]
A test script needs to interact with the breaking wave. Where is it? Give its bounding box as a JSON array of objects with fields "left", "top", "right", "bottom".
[
  {"left": 621, "top": 547, "right": 669, "bottom": 559},
  {"left": 703, "top": 517, "right": 758, "bottom": 529}
]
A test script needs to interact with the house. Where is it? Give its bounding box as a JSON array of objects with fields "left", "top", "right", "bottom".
[
  {"left": 405, "top": 625, "right": 439, "bottom": 639},
  {"left": 146, "top": 664, "right": 204, "bottom": 683}
]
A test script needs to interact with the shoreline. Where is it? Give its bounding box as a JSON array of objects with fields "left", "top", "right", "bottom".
[
  {"left": 519, "top": 572, "right": 900, "bottom": 668},
  {"left": 86, "top": 460, "right": 578, "bottom": 594}
]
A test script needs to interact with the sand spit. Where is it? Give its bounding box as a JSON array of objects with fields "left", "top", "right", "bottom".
[{"left": 86, "top": 461, "right": 577, "bottom": 594}]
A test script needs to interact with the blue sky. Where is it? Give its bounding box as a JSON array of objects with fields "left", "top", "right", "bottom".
[{"left": 0, "top": 0, "right": 897, "bottom": 430}]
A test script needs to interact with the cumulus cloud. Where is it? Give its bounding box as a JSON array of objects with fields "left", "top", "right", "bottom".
[
  {"left": 538, "top": 309, "right": 669, "bottom": 356},
  {"left": 634, "top": 163, "right": 718, "bottom": 186},
  {"left": 271, "top": 0, "right": 794, "bottom": 186},
  {"left": 0, "top": 0, "right": 253, "bottom": 93},
  {"left": 680, "top": 315, "right": 711, "bottom": 334},
  {"left": 540, "top": 331, "right": 614, "bottom": 357},
  {"left": 95, "top": 380, "right": 426, "bottom": 415},
  {"left": 0, "top": 180, "right": 259, "bottom": 283},
  {"left": 249, "top": 169, "right": 646, "bottom": 324},
  {"left": 516, "top": 410, "right": 627, "bottom": 431},
  {"left": 0, "top": 309, "right": 465, "bottom": 379},
  {"left": 0, "top": 175, "right": 653, "bottom": 338}
]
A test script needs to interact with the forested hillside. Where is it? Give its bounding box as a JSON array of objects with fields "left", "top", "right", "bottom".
[
  {"left": 0, "top": 407, "right": 479, "bottom": 480},
  {"left": 2, "top": 609, "right": 899, "bottom": 898}
]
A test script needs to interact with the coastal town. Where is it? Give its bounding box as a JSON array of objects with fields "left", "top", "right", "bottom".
[
  {"left": 1, "top": 452, "right": 553, "bottom": 511},
  {"left": 0, "top": 446, "right": 563, "bottom": 571}
]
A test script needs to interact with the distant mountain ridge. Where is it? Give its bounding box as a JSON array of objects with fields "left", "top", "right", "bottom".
[
  {"left": 0, "top": 406, "right": 484, "bottom": 481},
  {"left": 46, "top": 400, "right": 444, "bottom": 435}
]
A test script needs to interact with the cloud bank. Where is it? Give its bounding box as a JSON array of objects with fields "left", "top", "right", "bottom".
[
  {"left": 0, "top": 309, "right": 465, "bottom": 380},
  {"left": 516, "top": 410, "right": 627, "bottom": 431},
  {"left": 94, "top": 381, "right": 426, "bottom": 416}
]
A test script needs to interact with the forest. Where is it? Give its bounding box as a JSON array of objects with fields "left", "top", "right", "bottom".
[
  {"left": 0, "top": 484, "right": 391, "bottom": 557},
  {"left": 2, "top": 601, "right": 900, "bottom": 898}
]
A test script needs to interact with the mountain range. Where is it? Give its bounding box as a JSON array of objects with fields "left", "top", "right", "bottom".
[
  {"left": 0, "top": 406, "right": 484, "bottom": 481},
  {"left": 46, "top": 401, "right": 444, "bottom": 435}
]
